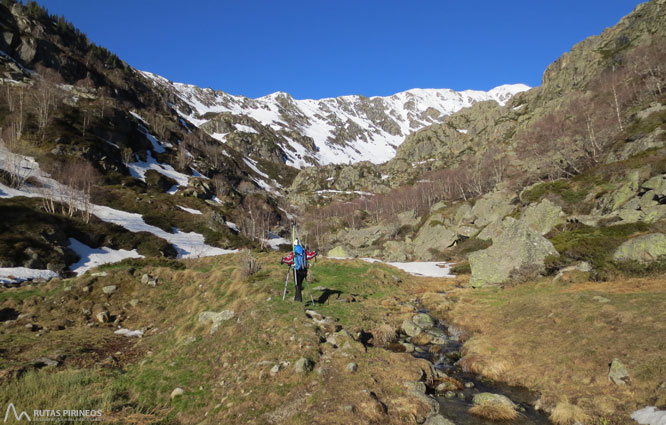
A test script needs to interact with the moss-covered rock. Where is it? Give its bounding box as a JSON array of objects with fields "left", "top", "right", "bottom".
[
  {"left": 327, "top": 246, "right": 351, "bottom": 258},
  {"left": 613, "top": 233, "right": 666, "bottom": 264}
]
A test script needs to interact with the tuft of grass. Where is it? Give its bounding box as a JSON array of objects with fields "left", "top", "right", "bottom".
[
  {"left": 0, "top": 369, "right": 116, "bottom": 424},
  {"left": 549, "top": 400, "right": 591, "bottom": 425},
  {"left": 372, "top": 324, "right": 396, "bottom": 346},
  {"left": 468, "top": 404, "right": 518, "bottom": 421}
]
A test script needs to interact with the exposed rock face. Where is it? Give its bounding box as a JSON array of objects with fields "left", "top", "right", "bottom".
[
  {"left": 613, "top": 233, "right": 666, "bottom": 264},
  {"left": 469, "top": 218, "right": 558, "bottom": 287}
]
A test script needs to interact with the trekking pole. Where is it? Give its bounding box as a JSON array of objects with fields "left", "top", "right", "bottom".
[
  {"left": 304, "top": 273, "right": 315, "bottom": 305},
  {"left": 282, "top": 266, "right": 291, "bottom": 301}
]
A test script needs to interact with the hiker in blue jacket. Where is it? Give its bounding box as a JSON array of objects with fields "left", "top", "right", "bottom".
[{"left": 281, "top": 238, "right": 316, "bottom": 302}]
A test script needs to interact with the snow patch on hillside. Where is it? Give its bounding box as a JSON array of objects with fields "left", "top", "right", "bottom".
[
  {"left": 632, "top": 407, "right": 666, "bottom": 425},
  {"left": 0, "top": 267, "right": 58, "bottom": 284},
  {"left": 0, "top": 150, "right": 236, "bottom": 264},
  {"left": 127, "top": 151, "right": 190, "bottom": 188},
  {"left": 68, "top": 238, "right": 143, "bottom": 275}
]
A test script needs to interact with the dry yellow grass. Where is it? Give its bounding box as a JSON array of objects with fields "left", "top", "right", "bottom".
[
  {"left": 373, "top": 323, "right": 397, "bottom": 346},
  {"left": 468, "top": 404, "right": 518, "bottom": 421},
  {"left": 448, "top": 275, "right": 666, "bottom": 422},
  {"left": 549, "top": 400, "right": 591, "bottom": 425}
]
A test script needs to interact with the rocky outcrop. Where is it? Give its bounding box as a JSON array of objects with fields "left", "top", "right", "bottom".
[
  {"left": 613, "top": 233, "right": 666, "bottom": 264},
  {"left": 469, "top": 218, "right": 558, "bottom": 287}
]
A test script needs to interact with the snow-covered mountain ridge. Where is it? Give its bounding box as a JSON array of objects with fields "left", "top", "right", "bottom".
[{"left": 140, "top": 71, "right": 529, "bottom": 168}]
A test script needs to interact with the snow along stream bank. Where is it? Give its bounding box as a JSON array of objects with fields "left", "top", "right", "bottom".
[{"left": 326, "top": 257, "right": 454, "bottom": 278}]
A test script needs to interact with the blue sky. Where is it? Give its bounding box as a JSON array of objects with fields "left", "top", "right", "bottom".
[{"left": 38, "top": 0, "right": 643, "bottom": 99}]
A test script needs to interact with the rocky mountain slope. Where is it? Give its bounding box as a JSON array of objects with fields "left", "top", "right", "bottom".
[
  {"left": 141, "top": 70, "right": 528, "bottom": 168},
  {"left": 296, "top": 0, "right": 666, "bottom": 271},
  {"left": 0, "top": 0, "right": 300, "bottom": 281}
]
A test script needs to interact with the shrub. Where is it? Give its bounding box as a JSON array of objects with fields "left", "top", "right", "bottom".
[
  {"left": 451, "top": 261, "right": 471, "bottom": 275},
  {"left": 239, "top": 250, "right": 261, "bottom": 279}
]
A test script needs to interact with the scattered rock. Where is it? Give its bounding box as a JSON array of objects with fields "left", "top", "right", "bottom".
[
  {"left": 613, "top": 233, "right": 666, "bottom": 264},
  {"left": 91, "top": 272, "right": 108, "bottom": 277},
  {"left": 294, "top": 357, "right": 314, "bottom": 373},
  {"left": 592, "top": 295, "right": 611, "bottom": 303},
  {"left": 129, "top": 299, "right": 140, "bottom": 307},
  {"left": 401, "top": 342, "right": 415, "bottom": 353},
  {"left": 170, "top": 387, "right": 185, "bottom": 399},
  {"left": 412, "top": 313, "right": 434, "bottom": 330},
  {"left": 403, "top": 381, "right": 427, "bottom": 394},
  {"left": 345, "top": 362, "right": 358, "bottom": 373},
  {"left": 33, "top": 357, "right": 59, "bottom": 368},
  {"left": 95, "top": 311, "right": 110, "bottom": 323},
  {"left": 435, "top": 377, "right": 463, "bottom": 392},
  {"left": 198, "top": 310, "right": 235, "bottom": 334},
  {"left": 552, "top": 262, "right": 592, "bottom": 284},
  {"left": 608, "top": 358, "right": 631, "bottom": 385},
  {"left": 102, "top": 285, "right": 117, "bottom": 295},
  {"left": 270, "top": 364, "right": 282, "bottom": 376},
  {"left": 401, "top": 319, "right": 422, "bottom": 337},
  {"left": 141, "top": 273, "right": 158, "bottom": 287},
  {"left": 473, "top": 393, "right": 517, "bottom": 408},
  {"left": 424, "top": 414, "right": 456, "bottom": 425}
]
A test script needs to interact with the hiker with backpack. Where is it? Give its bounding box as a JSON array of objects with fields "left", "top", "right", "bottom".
[{"left": 280, "top": 238, "right": 316, "bottom": 302}]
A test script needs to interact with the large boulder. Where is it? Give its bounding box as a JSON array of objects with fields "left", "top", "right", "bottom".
[
  {"left": 520, "top": 199, "right": 565, "bottom": 235},
  {"left": 613, "top": 233, "right": 666, "bottom": 264},
  {"left": 413, "top": 219, "right": 457, "bottom": 260},
  {"left": 469, "top": 218, "right": 558, "bottom": 287}
]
